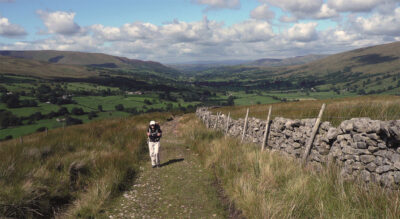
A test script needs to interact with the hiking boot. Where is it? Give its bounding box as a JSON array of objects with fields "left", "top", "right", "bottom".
[{"left": 152, "top": 165, "right": 157, "bottom": 168}]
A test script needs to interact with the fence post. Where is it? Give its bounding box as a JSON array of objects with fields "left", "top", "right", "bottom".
[
  {"left": 214, "top": 112, "right": 220, "bottom": 129},
  {"left": 225, "top": 112, "right": 230, "bottom": 135},
  {"left": 19, "top": 136, "right": 23, "bottom": 144},
  {"left": 261, "top": 106, "right": 272, "bottom": 151},
  {"left": 45, "top": 128, "right": 48, "bottom": 136},
  {"left": 241, "top": 108, "right": 249, "bottom": 143},
  {"left": 302, "top": 103, "right": 326, "bottom": 163}
]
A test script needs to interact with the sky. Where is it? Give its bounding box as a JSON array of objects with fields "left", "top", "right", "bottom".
[{"left": 1, "top": 0, "right": 400, "bottom": 63}]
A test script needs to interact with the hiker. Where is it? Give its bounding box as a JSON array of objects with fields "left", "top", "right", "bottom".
[{"left": 147, "top": 120, "right": 162, "bottom": 168}]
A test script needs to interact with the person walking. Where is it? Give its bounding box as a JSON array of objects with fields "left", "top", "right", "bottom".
[{"left": 147, "top": 120, "right": 162, "bottom": 168}]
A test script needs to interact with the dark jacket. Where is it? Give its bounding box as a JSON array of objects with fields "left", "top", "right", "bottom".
[{"left": 148, "top": 124, "right": 162, "bottom": 142}]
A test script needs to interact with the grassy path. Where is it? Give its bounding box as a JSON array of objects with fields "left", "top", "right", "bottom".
[{"left": 105, "top": 117, "right": 228, "bottom": 218}]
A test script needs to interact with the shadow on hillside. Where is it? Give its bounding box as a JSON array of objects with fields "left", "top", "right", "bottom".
[
  {"left": 352, "top": 54, "right": 398, "bottom": 64},
  {"left": 160, "top": 158, "right": 184, "bottom": 167}
]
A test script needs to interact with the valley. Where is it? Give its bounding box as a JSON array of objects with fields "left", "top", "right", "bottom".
[{"left": 2, "top": 42, "right": 400, "bottom": 139}]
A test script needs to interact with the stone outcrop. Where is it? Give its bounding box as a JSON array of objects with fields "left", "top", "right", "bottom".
[{"left": 196, "top": 107, "right": 400, "bottom": 188}]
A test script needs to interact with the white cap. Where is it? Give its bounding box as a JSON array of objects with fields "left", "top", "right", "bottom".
[{"left": 150, "top": 121, "right": 156, "bottom": 125}]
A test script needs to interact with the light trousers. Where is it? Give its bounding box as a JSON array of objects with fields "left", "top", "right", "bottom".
[{"left": 148, "top": 141, "right": 160, "bottom": 166}]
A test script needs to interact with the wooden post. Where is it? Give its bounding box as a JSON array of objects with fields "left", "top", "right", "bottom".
[
  {"left": 261, "top": 106, "right": 272, "bottom": 151},
  {"left": 19, "top": 136, "right": 23, "bottom": 144},
  {"left": 214, "top": 112, "right": 220, "bottom": 129},
  {"left": 225, "top": 112, "right": 230, "bottom": 134},
  {"left": 45, "top": 128, "right": 48, "bottom": 136},
  {"left": 241, "top": 108, "right": 249, "bottom": 143},
  {"left": 302, "top": 103, "right": 326, "bottom": 163},
  {"left": 225, "top": 112, "right": 230, "bottom": 139}
]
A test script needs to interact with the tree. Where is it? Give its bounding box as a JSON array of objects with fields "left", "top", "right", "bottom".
[
  {"left": 88, "top": 111, "right": 98, "bottom": 120},
  {"left": 227, "top": 96, "right": 235, "bottom": 106},
  {"left": 115, "top": 104, "right": 124, "bottom": 111},
  {"left": 166, "top": 103, "right": 173, "bottom": 111},
  {"left": 0, "top": 110, "right": 21, "bottom": 128},
  {"left": 71, "top": 107, "right": 85, "bottom": 115},
  {"left": 37, "top": 84, "right": 52, "bottom": 94},
  {"left": 5, "top": 94, "right": 20, "bottom": 108},
  {"left": 66, "top": 116, "right": 83, "bottom": 126},
  {"left": 29, "top": 112, "right": 43, "bottom": 121},
  {"left": 57, "top": 107, "right": 69, "bottom": 116},
  {"left": 0, "top": 86, "right": 7, "bottom": 93}
]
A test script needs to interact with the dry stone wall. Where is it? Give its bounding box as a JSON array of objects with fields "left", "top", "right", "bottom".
[{"left": 196, "top": 107, "right": 400, "bottom": 188}]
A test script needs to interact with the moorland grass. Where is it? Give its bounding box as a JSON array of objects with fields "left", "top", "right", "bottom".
[
  {"left": 180, "top": 114, "right": 400, "bottom": 218},
  {"left": 0, "top": 112, "right": 172, "bottom": 218},
  {"left": 212, "top": 95, "right": 400, "bottom": 126}
]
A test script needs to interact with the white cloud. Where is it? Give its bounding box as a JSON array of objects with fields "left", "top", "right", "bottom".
[
  {"left": 286, "top": 22, "right": 318, "bottom": 42},
  {"left": 122, "top": 22, "right": 159, "bottom": 39},
  {"left": 2, "top": 8, "right": 399, "bottom": 63},
  {"left": 260, "top": 0, "right": 338, "bottom": 19},
  {"left": 333, "top": 30, "right": 357, "bottom": 42},
  {"left": 250, "top": 4, "right": 275, "bottom": 20},
  {"left": 264, "top": 0, "right": 323, "bottom": 17},
  {"left": 37, "top": 10, "right": 82, "bottom": 35},
  {"left": 354, "top": 7, "right": 400, "bottom": 36},
  {"left": 193, "top": 0, "right": 240, "bottom": 10},
  {"left": 327, "top": 0, "right": 390, "bottom": 12},
  {"left": 91, "top": 24, "right": 122, "bottom": 41},
  {"left": 229, "top": 19, "right": 274, "bottom": 42},
  {"left": 0, "top": 15, "right": 26, "bottom": 37},
  {"left": 315, "top": 4, "right": 338, "bottom": 19},
  {"left": 279, "top": 15, "right": 297, "bottom": 23}
]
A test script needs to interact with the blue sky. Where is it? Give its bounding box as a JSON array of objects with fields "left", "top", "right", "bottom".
[{"left": 1, "top": 0, "right": 400, "bottom": 63}]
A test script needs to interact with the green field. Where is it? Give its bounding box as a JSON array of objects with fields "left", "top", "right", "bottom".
[
  {"left": 0, "top": 102, "right": 60, "bottom": 117},
  {"left": 66, "top": 82, "right": 120, "bottom": 92},
  {"left": 0, "top": 111, "right": 131, "bottom": 139},
  {"left": 218, "top": 90, "right": 357, "bottom": 106},
  {"left": 0, "top": 75, "right": 202, "bottom": 139}
]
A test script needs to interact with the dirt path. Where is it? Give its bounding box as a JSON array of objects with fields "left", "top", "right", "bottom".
[{"left": 105, "top": 117, "right": 227, "bottom": 218}]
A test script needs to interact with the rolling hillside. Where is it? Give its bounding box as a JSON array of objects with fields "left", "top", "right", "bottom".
[
  {"left": 0, "top": 50, "right": 182, "bottom": 79},
  {"left": 249, "top": 54, "right": 327, "bottom": 67},
  {"left": 0, "top": 55, "right": 96, "bottom": 78},
  {"left": 193, "top": 41, "right": 400, "bottom": 94},
  {"left": 281, "top": 41, "right": 400, "bottom": 77}
]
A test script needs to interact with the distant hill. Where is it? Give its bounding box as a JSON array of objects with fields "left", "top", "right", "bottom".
[
  {"left": 281, "top": 41, "right": 400, "bottom": 77},
  {"left": 169, "top": 55, "right": 327, "bottom": 74},
  {"left": 167, "top": 59, "right": 251, "bottom": 74},
  {"left": 192, "top": 41, "right": 400, "bottom": 94},
  {"left": 0, "top": 50, "right": 182, "bottom": 79},
  {"left": 249, "top": 54, "right": 327, "bottom": 67},
  {"left": 0, "top": 55, "right": 96, "bottom": 78}
]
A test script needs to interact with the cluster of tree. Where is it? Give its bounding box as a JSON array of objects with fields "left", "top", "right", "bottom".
[
  {"left": 1, "top": 93, "right": 38, "bottom": 108},
  {"left": 158, "top": 92, "right": 178, "bottom": 102},
  {"left": 114, "top": 102, "right": 199, "bottom": 115},
  {"left": 0, "top": 106, "right": 96, "bottom": 129},
  {"left": 71, "top": 88, "right": 123, "bottom": 97},
  {"left": 0, "top": 110, "right": 22, "bottom": 128},
  {"left": 32, "top": 84, "right": 75, "bottom": 105},
  {"left": 271, "top": 95, "right": 288, "bottom": 102}
]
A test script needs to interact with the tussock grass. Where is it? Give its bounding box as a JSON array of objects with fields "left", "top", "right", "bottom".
[
  {"left": 180, "top": 114, "right": 400, "bottom": 218},
  {"left": 212, "top": 95, "right": 400, "bottom": 126},
  {"left": 0, "top": 112, "right": 172, "bottom": 218}
]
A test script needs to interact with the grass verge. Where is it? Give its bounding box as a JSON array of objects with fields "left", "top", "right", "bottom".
[
  {"left": 0, "top": 112, "right": 172, "bottom": 218},
  {"left": 180, "top": 114, "right": 400, "bottom": 218},
  {"left": 212, "top": 95, "right": 400, "bottom": 126}
]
